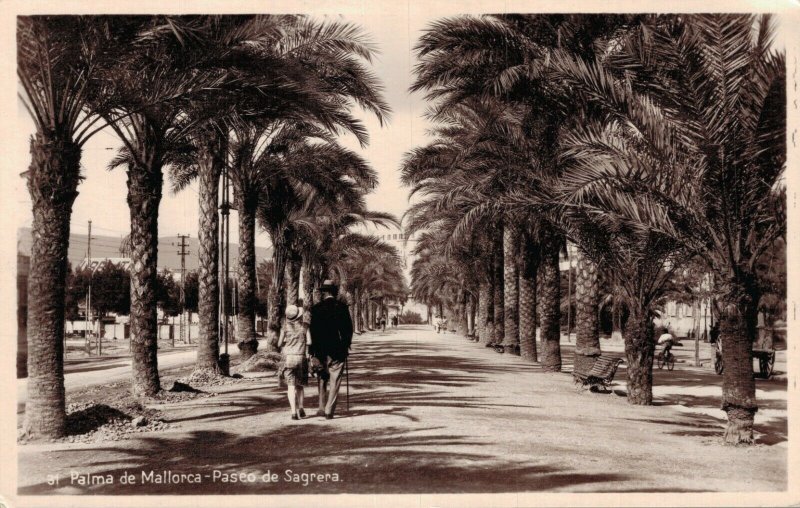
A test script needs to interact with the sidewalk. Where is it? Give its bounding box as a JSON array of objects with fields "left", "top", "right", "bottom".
[{"left": 16, "top": 326, "right": 786, "bottom": 495}]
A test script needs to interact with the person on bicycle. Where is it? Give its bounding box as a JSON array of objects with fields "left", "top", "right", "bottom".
[{"left": 657, "top": 330, "right": 675, "bottom": 359}]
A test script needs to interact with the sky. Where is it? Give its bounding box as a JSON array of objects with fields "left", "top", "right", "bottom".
[{"left": 11, "top": 5, "right": 437, "bottom": 251}]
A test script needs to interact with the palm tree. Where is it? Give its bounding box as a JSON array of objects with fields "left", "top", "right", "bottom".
[
  {"left": 164, "top": 15, "right": 363, "bottom": 375},
  {"left": 501, "top": 222, "right": 520, "bottom": 353},
  {"left": 224, "top": 19, "right": 390, "bottom": 357},
  {"left": 400, "top": 97, "right": 531, "bottom": 349},
  {"left": 411, "top": 14, "right": 644, "bottom": 370},
  {"left": 341, "top": 241, "right": 407, "bottom": 329},
  {"left": 285, "top": 193, "right": 398, "bottom": 322},
  {"left": 546, "top": 14, "right": 785, "bottom": 440},
  {"left": 572, "top": 247, "right": 600, "bottom": 374},
  {"left": 256, "top": 140, "right": 384, "bottom": 340},
  {"left": 99, "top": 17, "right": 227, "bottom": 396},
  {"left": 238, "top": 125, "right": 381, "bottom": 357},
  {"left": 17, "top": 16, "right": 150, "bottom": 438}
]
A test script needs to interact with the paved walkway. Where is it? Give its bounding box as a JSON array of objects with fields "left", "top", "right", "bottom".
[{"left": 16, "top": 326, "right": 787, "bottom": 497}]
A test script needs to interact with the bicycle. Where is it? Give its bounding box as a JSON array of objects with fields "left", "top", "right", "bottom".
[{"left": 656, "top": 347, "right": 675, "bottom": 371}]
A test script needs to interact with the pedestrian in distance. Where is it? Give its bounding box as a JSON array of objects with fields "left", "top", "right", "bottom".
[
  {"left": 657, "top": 329, "right": 675, "bottom": 359},
  {"left": 309, "top": 280, "right": 354, "bottom": 419},
  {"left": 276, "top": 304, "right": 311, "bottom": 420}
]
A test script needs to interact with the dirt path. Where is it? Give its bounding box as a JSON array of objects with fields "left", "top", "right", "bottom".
[{"left": 16, "top": 326, "right": 786, "bottom": 496}]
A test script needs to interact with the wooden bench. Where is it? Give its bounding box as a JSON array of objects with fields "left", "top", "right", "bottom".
[{"left": 573, "top": 355, "right": 624, "bottom": 392}]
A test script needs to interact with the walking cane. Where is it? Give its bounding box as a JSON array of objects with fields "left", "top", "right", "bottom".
[{"left": 345, "top": 357, "right": 350, "bottom": 412}]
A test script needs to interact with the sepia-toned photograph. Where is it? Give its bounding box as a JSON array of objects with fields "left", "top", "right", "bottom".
[{"left": 1, "top": 1, "right": 796, "bottom": 506}]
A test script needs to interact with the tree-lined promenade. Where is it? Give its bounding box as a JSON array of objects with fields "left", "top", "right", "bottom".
[
  {"left": 404, "top": 13, "right": 785, "bottom": 445},
  {"left": 17, "top": 10, "right": 786, "bottom": 466}
]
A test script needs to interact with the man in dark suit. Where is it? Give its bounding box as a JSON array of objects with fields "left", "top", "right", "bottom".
[{"left": 309, "top": 279, "right": 353, "bottom": 419}]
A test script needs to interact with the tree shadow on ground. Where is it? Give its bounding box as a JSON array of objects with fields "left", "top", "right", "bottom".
[
  {"left": 626, "top": 411, "right": 788, "bottom": 447},
  {"left": 647, "top": 364, "right": 788, "bottom": 394},
  {"left": 19, "top": 425, "right": 632, "bottom": 495},
  {"left": 754, "top": 416, "right": 788, "bottom": 446},
  {"left": 157, "top": 340, "right": 542, "bottom": 426},
  {"left": 19, "top": 328, "right": 787, "bottom": 494},
  {"left": 664, "top": 392, "right": 784, "bottom": 412}
]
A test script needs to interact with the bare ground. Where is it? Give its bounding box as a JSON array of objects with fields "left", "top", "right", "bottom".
[{"left": 16, "top": 325, "right": 787, "bottom": 495}]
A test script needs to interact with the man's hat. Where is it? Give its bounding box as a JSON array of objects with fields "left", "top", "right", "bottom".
[
  {"left": 319, "top": 279, "right": 338, "bottom": 292},
  {"left": 285, "top": 304, "right": 303, "bottom": 321}
]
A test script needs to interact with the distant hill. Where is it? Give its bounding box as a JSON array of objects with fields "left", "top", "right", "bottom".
[{"left": 17, "top": 227, "right": 272, "bottom": 272}]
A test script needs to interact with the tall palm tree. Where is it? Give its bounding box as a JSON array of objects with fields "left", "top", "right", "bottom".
[
  {"left": 225, "top": 19, "right": 390, "bottom": 357},
  {"left": 501, "top": 221, "right": 520, "bottom": 353},
  {"left": 17, "top": 16, "right": 148, "bottom": 438},
  {"left": 400, "top": 97, "right": 530, "bottom": 349},
  {"left": 257, "top": 142, "right": 385, "bottom": 337},
  {"left": 341, "top": 241, "right": 407, "bottom": 328},
  {"left": 411, "top": 14, "right": 643, "bottom": 369},
  {"left": 572, "top": 247, "right": 600, "bottom": 374},
  {"left": 518, "top": 231, "right": 539, "bottom": 360},
  {"left": 286, "top": 194, "right": 398, "bottom": 320},
  {"left": 240, "top": 128, "right": 380, "bottom": 356},
  {"left": 546, "top": 14, "right": 785, "bottom": 440},
  {"left": 164, "top": 15, "right": 366, "bottom": 375},
  {"left": 99, "top": 17, "right": 228, "bottom": 395}
]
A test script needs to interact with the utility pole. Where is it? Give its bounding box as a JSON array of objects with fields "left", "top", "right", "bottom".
[
  {"left": 86, "top": 220, "right": 95, "bottom": 354},
  {"left": 177, "top": 234, "right": 190, "bottom": 346},
  {"left": 220, "top": 164, "right": 231, "bottom": 355}
]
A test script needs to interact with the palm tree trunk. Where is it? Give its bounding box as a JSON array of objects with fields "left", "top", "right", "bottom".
[
  {"left": 611, "top": 299, "right": 623, "bottom": 341},
  {"left": 266, "top": 242, "right": 287, "bottom": 351},
  {"left": 492, "top": 225, "right": 504, "bottom": 345},
  {"left": 519, "top": 236, "right": 539, "bottom": 361},
  {"left": 538, "top": 232, "right": 561, "bottom": 372},
  {"left": 346, "top": 290, "right": 355, "bottom": 324},
  {"left": 477, "top": 279, "right": 492, "bottom": 344},
  {"left": 236, "top": 200, "right": 258, "bottom": 358},
  {"left": 362, "top": 293, "right": 370, "bottom": 331},
  {"left": 457, "top": 290, "right": 468, "bottom": 336},
  {"left": 720, "top": 280, "right": 759, "bottom": 444},
  {"left": 22, "top": 134, "right": 81, "bottom": 439},
  {"left": 624, "top": 305, "right": 655, "bottom": 404},
  {"left": 193, "top": 129, "right": 224, "bottom": 376},
  {"left": 502, "top": 223, "right": 519, "bottom": 353},
  {"left": 466, "top": 293, "right": 475, "bottom": 336},
  {"left": 353, "top": 287, "right": 361, "bottom": 332},
  {"left": 127, "top": 164, "right": 163, "bottom": 396},
  {"left": 301, "top": 258, "right": 315, "bottom": 311},
  {"left": 285, "top": 255, "right": 301, "bottom": 306},
  {"left": 573, "top": 248, "right": 601, "bottom": 374}
]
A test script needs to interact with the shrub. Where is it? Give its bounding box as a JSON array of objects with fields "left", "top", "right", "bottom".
[{"left": 399, "top": 310, "right": 424, "bottom": 325}]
